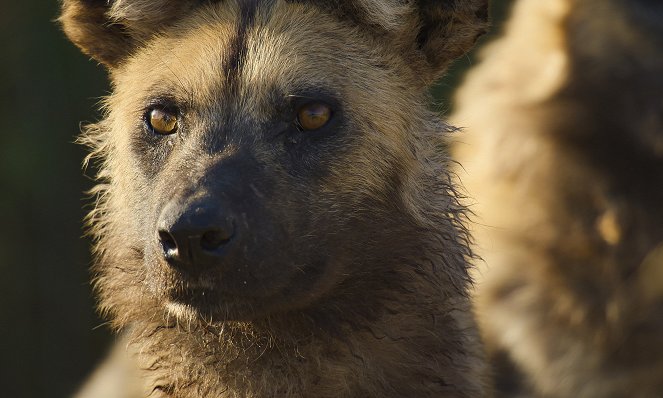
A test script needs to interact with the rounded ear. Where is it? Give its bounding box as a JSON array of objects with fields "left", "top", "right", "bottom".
[
  {"left": 348, "top": 0, "right": 489, "bottom": 82},
  {"left": 415, "top": 0, "right": 490, "bottom": 80},
  {"left": 59, "top": 0, "right": 199, "bottom": 68}
]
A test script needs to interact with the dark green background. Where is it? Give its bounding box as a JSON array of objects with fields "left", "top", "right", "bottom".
[{"left": 0, "top": 1, "right": 510, "bottom": 396}]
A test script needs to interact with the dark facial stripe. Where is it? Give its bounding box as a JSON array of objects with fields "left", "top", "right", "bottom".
[{"left": 223, "top": 0, "right": 275, "bottom": 86}]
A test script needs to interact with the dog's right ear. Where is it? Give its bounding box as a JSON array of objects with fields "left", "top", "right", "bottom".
[{"left": 59, "top": 0, "right": 198, "bottom": 68}]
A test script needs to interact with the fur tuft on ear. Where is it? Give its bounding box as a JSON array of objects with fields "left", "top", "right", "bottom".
[
  {"left": 60, "top": 0, "right": 133, "bottom": 68},
  {"left": 416, "top": 0, "right": 490, "bottom": 79},
  {"left": 353, "top": 0, "right": 413, "bottom": 31},
  {"left": 59, "top": 0, "right": 199, "bottom": 68},
  {"left": 348, "top": 0, "right": 490, "bottom": 82},
  {"left": 107, "top": 0, "right": 198, "bottom": 36}
]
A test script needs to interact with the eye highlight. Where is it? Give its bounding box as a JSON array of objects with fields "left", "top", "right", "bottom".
[
  {"left": 297, "top": 102, "right": 332, "bottom": 131},
  {"left": 148, "top": 108, "right": 178, "bottom": 135}
]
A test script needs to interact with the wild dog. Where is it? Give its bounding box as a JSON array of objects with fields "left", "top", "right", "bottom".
[
  {"left": 453, "top": 0, "right": 663, "bottom": 396},
  {"left": 60, "top": 0, "right": 490, "bottom": 396}
]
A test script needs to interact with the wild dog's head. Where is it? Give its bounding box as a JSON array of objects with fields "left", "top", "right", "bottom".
[{"left": 60, "top": 0, "right": 488, "bottom": 325}]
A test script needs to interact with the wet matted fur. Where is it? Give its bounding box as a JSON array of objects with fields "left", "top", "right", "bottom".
[
  {"left": 453, "top": 0, "right": 663, "bottom": 396},
  {"left": 60, "top": 0, "right": 491, "bottom": 397}
]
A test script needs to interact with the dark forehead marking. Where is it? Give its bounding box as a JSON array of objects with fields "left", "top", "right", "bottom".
[{"left": 223, "top": 0, "right": 276, "bottom": 86}]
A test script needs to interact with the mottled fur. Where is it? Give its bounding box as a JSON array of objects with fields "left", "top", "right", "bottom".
[
  {"left": 453, "top": 0, "right": 663, "bottom": 396},
  {"left": 60, "top": 0, "right": 490, "bottom": 397}
]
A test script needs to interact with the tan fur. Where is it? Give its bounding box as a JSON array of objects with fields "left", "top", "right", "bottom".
[
  {"left": 453, "top": 0, "right": 663, "bottom": 396},
  {"left": 61, "top": 0, "right": 491, "bottom": 397}
]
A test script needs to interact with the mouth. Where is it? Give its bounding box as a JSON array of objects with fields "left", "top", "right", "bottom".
[
  {"left": 167, "top": 285, "right": 216, "bottom": 306},
  {"left": 165, "top": 288, "right": 220, "bottom": 321},
  {"left": 163, "top": 283, "right": 280, "bottom": 322},
  {"left": 166, "top": 287, "right": 243, "bottom": 321},
  {"left": 153, "top": 255, "right": 334, "bottom": 322}
]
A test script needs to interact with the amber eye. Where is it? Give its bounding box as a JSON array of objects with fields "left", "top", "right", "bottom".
[
  {"left": 297, "top": 102, "right": 332, "bottom": 131},
  {"left": 148, "top": 108, "right": 178, "bottom": 135}
]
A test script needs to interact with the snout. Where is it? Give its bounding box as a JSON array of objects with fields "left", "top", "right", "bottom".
[
  {"left": 146, "top": 154, "right": 313, "bottom": 316},
  {"left": 157, "top": 198, "right": 237, "bottom": 271}
]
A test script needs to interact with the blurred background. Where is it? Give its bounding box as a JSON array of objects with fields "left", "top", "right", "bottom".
[{"left": 0, "top": 1, "right": 511, "bottom": 397}]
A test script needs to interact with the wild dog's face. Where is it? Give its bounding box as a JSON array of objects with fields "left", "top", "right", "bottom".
[
  {"left": 111, "top": 3, "right": 417, "bottom": 320},
  {"left": 61, "top": 0, "right": 487, "bottom": 322}
]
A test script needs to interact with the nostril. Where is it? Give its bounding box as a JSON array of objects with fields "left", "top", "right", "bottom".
[
  {"left": 158, "top": 230, "right": 178, "bottom": 259},
  {"left": 200, "top": 229, "right": 233, "bottom": 252}
]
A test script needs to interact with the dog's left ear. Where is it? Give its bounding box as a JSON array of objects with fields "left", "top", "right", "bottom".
[
  {"left": 415, "top": 0, "right": 490, "bottom": 80},
  {"left": 350, "top": 0, "right": 490, "bottom": 83}
]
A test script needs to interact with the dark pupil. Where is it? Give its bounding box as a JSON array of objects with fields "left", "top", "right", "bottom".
[
  {"left": 301, "top": 104, "right": 329, "bottom": 129},
  {"left": 307, "top": 105, "right": 326, "bottom": 119}
]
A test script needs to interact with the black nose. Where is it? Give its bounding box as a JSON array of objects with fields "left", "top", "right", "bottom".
[{"left": 157, "top": 199, "right": 236, "bottom": 270}]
